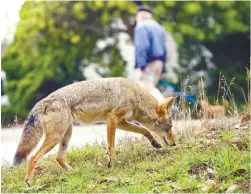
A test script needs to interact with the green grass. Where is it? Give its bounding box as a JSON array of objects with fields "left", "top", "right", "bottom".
[{"left": 1, "top": 125, "right": 250, "bottom": 193}]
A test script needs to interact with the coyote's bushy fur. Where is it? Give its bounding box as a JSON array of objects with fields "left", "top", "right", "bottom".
[{"left": 13, "top": 77, "right": 176, "bottom": 185}]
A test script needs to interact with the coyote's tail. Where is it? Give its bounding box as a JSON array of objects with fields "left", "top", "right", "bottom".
[{"left": 13, "top": 110, "right": 43, "bottom": 165}]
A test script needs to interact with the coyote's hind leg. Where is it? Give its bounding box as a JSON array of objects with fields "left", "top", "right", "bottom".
[
  {"left": 26, "top": 104, "right": 71, "bottom": 186},
  {"left": 26, "top": 134, "right": 60, "bottom": 186},
  {"left": 56, "top": 125, "right": 72, "bottom": 171}
]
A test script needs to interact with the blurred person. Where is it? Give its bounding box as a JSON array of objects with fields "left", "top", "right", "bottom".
[
  {"left": 133, "top": 6, "right": 166, "bottom": 101},
  {"left": 129, "top": 6, "right": 178, "bottom": 116}
]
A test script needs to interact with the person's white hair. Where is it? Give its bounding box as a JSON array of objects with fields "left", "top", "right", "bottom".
[{"left": 136, "top": 11, "right": 153, "bottom": 23}]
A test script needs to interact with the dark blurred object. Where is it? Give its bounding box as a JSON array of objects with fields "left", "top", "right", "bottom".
[
  {"left": 132, "top": 21, "right": 137, "bottom": 29},
  {"left": 136, "top": 6, "right": 152, "bottom": 14},
  {"left": 134, "top": 1, "right": 143, "bottom": 6},
  {"left": 206, "top": 32, "right": 250, "bottom": 103},
  {"left": 1, "top": 79, "right": 4, "bottom": 96}
]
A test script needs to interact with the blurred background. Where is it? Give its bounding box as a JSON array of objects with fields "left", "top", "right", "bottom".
[{"left": 1, "top": 1, "right": 250, "bottom": 126}]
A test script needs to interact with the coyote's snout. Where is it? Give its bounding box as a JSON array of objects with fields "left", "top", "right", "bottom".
[{"left": 13, "top": 77, "right": 176, "bottom": 185}]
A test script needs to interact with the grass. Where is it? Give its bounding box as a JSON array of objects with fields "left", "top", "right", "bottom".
[{"left": 1, "top": 118, "right": 250, "bottom": 193}]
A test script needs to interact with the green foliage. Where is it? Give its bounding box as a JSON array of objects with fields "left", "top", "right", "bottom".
[
  {"left": 148, "top": 1, "right": 249, "bottom": 43},
  {"left": 1, "top": 105, "right": 28, "bottom": 126}
]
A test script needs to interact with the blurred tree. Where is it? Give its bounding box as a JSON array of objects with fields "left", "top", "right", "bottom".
[
  {"left": 2, "top": 1, "right": 136, "bottom": 124},
  {"left": 1, "top": 1, "right": 250, "bottom": 124},
  {"left": 206, "top": 32, "right": 250, "bottom": 102}
]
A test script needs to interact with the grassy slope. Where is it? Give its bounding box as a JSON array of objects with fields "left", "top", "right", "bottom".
[{"left": 1, "top": 120, "right": 250, "bottom": 193}]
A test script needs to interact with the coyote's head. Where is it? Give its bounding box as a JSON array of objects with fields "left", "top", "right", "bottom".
[{"left": 154, "top": 97, "right": 176, "bottom": 146}]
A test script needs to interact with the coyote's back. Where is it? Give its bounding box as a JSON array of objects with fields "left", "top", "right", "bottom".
[{"left": 44, "top": 77, "right": 156, "bottom": 114}]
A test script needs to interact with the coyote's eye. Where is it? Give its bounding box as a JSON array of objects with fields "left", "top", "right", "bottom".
[{"left": 156, "top": 118, "right": 172, "bottom": 131}]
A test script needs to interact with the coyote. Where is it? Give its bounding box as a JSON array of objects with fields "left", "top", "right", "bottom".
[
  {"left": 13, "top": 77, "right": 176, "bottom": 185},
  {"left": 197, "top": 99, "right": 229, "bottom": 119}
]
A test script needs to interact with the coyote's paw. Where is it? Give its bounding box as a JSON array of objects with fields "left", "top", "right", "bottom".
[
  {"left": 151, "top": 140, "right": 162, "bottom": 149},
  {"left": 106, "top": 151, "right": 115, "bottom": 168},
  {"left": 25, "top": 179, "right": 31, "bottom": 187},
  {"left": 64, "top": 164, "right": 72, "bottom": 171},
  {"left": 107, "top": 160, "right": 112, "bottom": 168}
]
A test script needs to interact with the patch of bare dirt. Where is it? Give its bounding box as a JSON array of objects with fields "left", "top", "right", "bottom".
[
  {"left": 188, "top": 162, "right": 215, "bottom": 180},
  {"left": 229, "top": 139, "right": 249, "bottom": 151},
  {"left": 235, "top": 180, "right": 250, "bottom": 193}
]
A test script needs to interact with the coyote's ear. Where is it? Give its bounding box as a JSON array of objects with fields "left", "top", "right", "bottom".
[{"left": 157, "top": 97, "right": 176, "bottom": 118}]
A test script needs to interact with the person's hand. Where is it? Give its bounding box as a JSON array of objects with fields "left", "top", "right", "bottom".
[{"left": 159, "top": 73, "right": 165, "bottom": 79}]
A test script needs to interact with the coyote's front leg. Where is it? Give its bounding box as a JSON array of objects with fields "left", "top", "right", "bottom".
[
  {"left": 118, "top": 119, "right": 162, "bottom": 149},
  {"left": 106, "top": 107, "right": 131, "bottom": 167},
  {"left": 107, "top": 113, "right": 117, "bottom": 168}
]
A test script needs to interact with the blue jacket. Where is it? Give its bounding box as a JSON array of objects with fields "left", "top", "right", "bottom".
[{"left": 134, "top": 19, "right": 167, "bottom": 73}]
